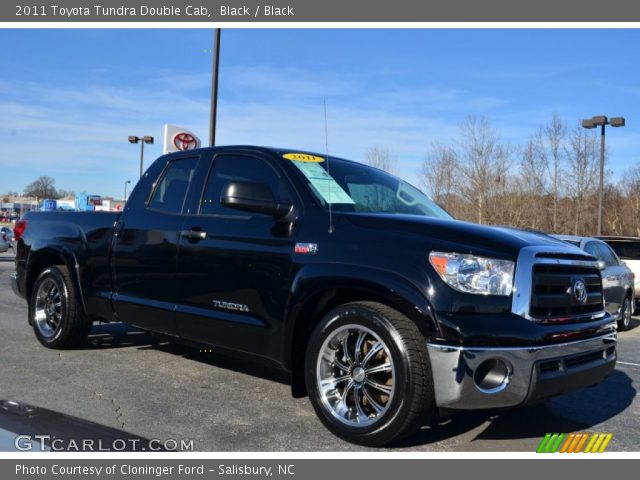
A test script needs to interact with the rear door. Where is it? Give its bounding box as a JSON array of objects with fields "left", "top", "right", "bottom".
[
  {"left": 174, "top": 151, "right": 299, "bottom": 358},
  {"left": 111, "top": 154, "right": 201, "bottom": 334}
]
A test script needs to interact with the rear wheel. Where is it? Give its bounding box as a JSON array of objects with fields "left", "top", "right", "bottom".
[
  {"left": 618, "top": 296, "right": 632, "bottom": 331},
  {"left": 30, "top": 266, "right": 92, "bottom": 348},
  {"left": 305, "top": 301, "right": 435, "bottom": 446}
]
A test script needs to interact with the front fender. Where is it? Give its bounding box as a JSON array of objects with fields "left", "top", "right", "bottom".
[{"left": 282, "top": 263, "right": 440, "bottom": 371}]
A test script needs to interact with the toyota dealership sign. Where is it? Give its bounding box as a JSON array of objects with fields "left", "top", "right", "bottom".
[{"left": 163, "top": 124, "right": 202, "bottom": 154}]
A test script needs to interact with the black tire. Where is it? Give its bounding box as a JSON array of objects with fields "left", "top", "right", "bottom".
[
  {"left": 30, "top": 265, "right": 92, "bottom": 349},
  {"left": 305, "top": 301, "right": 435, "bottom": 447},
  {"left": 618, "top": 296, "right": 632, "bottom": 331}
]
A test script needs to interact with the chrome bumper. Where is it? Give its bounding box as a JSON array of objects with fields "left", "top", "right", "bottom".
[
  {"left": 427, "top": 332, "right": 617, "bottom": 409},
  {"left": 10, "top": 272, "right": 23, "bottom": 299}
]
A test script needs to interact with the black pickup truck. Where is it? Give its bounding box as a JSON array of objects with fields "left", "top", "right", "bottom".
[{"left": 11, "top": 146, "right": 617, "bottom": 446}]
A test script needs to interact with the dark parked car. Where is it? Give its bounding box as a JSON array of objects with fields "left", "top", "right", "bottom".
[
  {"left": 554, "top": 235, "right": 634, "bottom": 331},
  {"left": 11, "top": 146, "right": 617, "bottom": 446}
]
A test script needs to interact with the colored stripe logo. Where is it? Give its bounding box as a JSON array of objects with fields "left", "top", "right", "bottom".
[{"left": 537, "top": 432, "right": 613, "bottom": 453}]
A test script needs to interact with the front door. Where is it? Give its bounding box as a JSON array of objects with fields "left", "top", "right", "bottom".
[{"left": 175, "top": 152, "right": 298, "bottom": 358}]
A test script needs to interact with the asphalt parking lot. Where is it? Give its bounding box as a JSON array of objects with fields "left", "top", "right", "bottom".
[{"left": 0, "top": 250, "right": 638, "bottom": 452}]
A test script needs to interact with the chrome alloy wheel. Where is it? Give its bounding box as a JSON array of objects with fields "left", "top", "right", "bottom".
[
  {"left": 34, "top": 278, "right": 63, "bottom": 339},
  {"left": 316, "top": 324, "right": 395, "bottom": 427}
]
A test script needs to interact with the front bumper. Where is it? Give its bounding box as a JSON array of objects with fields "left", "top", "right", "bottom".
[
  {"left": 427, "top": 332, "right": 617, "bottom": 409},
  {"left": 10, "top": 272, "right": 23, "bottom": 299}
]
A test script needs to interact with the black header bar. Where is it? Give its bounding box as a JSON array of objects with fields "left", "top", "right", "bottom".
[{"left": 4, "top": 0, "right": 640, "bottom": 22}]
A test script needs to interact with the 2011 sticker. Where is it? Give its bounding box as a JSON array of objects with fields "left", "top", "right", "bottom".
[{"left": 283, "top": 153, "right": 325, "bottom": 163}]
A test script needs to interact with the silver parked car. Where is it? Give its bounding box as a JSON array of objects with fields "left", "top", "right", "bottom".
[
  {"left": 553, "top": 235, "right": 634, "bottom": 330},
  {"left": 597, "top": 236, "right": 640, "bottom": 307}
]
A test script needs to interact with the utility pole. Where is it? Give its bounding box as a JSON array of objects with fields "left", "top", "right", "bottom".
[{"left": 209, "top": 28, "right": 221, "bottom": 147}]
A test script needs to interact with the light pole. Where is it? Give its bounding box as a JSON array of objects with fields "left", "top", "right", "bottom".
[
  {"left": 124, "top": 180, "right": 131, "bottom": 202},
  {"left": 128, "top": 136, "right": 154, "bottom": 177},
  {"left": 581, "top": 115, "right": 625, "bottom": 236}
]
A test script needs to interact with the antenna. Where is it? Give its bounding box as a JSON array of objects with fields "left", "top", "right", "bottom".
[{"left": 324, "top": 99, "right": 334, "bottom": 234}]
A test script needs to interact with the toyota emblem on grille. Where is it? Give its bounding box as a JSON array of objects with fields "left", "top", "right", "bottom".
[{"left": 572, "top": 279, "right": 588, "bottom": 304}]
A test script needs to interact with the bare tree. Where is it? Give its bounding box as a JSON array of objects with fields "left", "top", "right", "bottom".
[
  {"left": 23, "top": 176, "right": 57, "bottom": 199},
  {"left": 420, "top": 144, "right": 459, "bottom": 212},
  {"left": 516, "top": 135, "right": 548, "bottom": 229},
  {"left": 409, "top": 113, "right": 639, "bottom": 236},
  {"left": 565, "top": 126, "right": 599, "bottom": 235},
  {"left": 456, "top": 116, "right": 511, "bottom": 224},
  {"left": 56, "top": 189, "right": 75, "bottom": 199},
  {"left": 519, "top": 135, "right": 547, "bottom": 194},
  {"left": 1, "top": 192, "right": 19, "bottom": 202},
  {"left": 365, "top": 146, "right": 397, "bottom": 174},
  {"left": 541, "top": 113, "right": 567, "bottom": 233},
  {"left": 621, "top": 164, "right": 640, "bottom": 236}
]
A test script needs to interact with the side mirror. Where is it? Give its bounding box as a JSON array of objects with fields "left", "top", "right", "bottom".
[
  {"left": 221, "top": 181, "right": 293, "bottom": 220},
  {"left": 596, "top": 260, "right": 606, "bottom": 271}
]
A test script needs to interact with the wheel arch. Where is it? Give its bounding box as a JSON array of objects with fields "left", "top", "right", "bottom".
[
  {"left": 283, "top": 264, "right": 439, "bottom": 397},
  {"left": 26, "top": 247, "right": 86, "bottom": 323}
]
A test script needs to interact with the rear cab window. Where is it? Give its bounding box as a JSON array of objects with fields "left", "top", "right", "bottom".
[{"left": 148, "top": 157, "right": 198, "bottom": 214}]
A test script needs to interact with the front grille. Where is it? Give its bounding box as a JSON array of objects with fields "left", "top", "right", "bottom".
[{"left": 529, "top": 263, "right": 604, "bottom": 322}]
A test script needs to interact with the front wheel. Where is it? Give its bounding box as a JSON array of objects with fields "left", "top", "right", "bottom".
[
  {"left": 618, "top": 296, "right": 632, "bottom": 331},
  {"left": 30, "top": 265, "right": 92, "bottom": 349},
  {"left": 305, "top": 302, "right": 435, "bottom": 446}
]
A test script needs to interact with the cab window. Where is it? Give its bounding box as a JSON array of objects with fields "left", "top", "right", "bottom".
[
  {"left": 584, "top": 242, "right": 599, "bottom": 258},
  {"left": 596, "top": 243, "right": 619, "bottom": 267},
  {"left": 199, "top": 155, "right": 292, "bottom": 216}
]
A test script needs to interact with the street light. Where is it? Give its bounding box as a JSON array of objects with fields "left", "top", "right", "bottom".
[
  {"left": 581, "top": 115, "right": 626, "bottom": 236},
  {"left": 128, "top": 135, "right": 154, "bottom": 177},
  {"left": 124, "top": 180, "right": 132, "bottom": 202}
]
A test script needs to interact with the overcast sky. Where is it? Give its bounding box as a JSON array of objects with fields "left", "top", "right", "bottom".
[{"left": 1, "top": 28, "right": 639, "bottom": 198}]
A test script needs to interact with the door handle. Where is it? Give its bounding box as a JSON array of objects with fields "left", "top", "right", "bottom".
[{"left": 179, "top": 230, "right": 207, "bottom": 240}]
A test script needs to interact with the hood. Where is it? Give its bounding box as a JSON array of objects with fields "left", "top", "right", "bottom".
[{"left": 342, "top": 213, "right": 578, "bottom": 258}]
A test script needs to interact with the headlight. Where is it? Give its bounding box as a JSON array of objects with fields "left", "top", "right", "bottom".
[{"left": 429, "top": 251, "right": 514, "bottom": 296}]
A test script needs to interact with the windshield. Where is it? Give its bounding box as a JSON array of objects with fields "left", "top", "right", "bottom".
[{"left": 287, "top": 155, "right": 452, "bottom": 219}]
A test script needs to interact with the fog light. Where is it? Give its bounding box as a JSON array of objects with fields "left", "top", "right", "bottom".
[{"left": 474, "top": 358, "right": 511, "bottom": 394}]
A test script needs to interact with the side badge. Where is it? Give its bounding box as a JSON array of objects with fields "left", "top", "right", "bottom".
[{"left": 295, "top": 243, "right": 318, "bottom": 255}]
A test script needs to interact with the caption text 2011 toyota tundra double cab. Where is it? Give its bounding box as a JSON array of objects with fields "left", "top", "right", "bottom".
[{"left": 11, "top": 146, "right": 617, "bottom": 446}]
